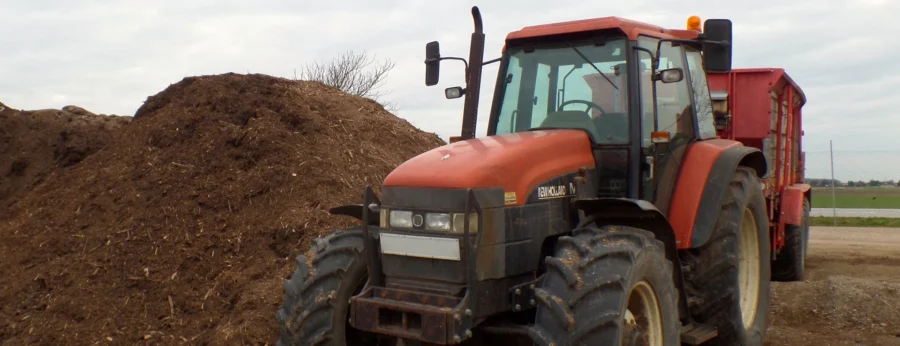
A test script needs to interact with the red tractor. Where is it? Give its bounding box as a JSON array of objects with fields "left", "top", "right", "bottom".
[{"left": 276, "top": 7, "right": 809, "bottom": 346}]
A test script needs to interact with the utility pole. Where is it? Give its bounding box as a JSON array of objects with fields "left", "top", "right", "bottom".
[{"left": 830, "top": 140, "right": 836, "bottom": 227}]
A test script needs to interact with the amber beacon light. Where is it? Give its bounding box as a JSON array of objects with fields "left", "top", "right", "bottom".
[{"left": 687, "top": 15, "right": 702, "bottom": 31}]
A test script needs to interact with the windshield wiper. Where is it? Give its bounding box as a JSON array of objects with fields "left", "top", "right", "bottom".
[{"left": 565, "top": 41, "right": 618, "bottom": 90}]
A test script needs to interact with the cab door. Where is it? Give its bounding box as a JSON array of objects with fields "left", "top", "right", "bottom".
[{"left": 635, "top": 38, "right": 698, "bottom": 215}]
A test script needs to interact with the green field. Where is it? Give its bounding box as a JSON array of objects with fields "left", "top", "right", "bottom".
[
  {"left": 810, "top": 216, "right": 900, "bottom": 227},
  {"left": 811, "top": 187, "right": 900, "bottom": 209}
]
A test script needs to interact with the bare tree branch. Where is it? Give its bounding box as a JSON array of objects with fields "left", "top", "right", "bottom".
[{"left": 297, "top": 50, "right": 399, "bottom": 112}]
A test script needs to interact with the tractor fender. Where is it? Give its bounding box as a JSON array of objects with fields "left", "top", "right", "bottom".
[
  {"left": 576, "top": 197, "right": 679, "bottom": 268},
  {"left": 688, "top": 146, "right": 767, "bottom": 248},
  {"left": 328, "top": 204, "right": 380, "bottom": 226},
  {"left": 574, "top": 197, "right": 690, "bottom": 324}
]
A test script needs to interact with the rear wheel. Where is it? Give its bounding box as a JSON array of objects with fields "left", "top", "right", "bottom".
[
  {"left": 772, "top": 197, "right": 810, "bottom": 282},
  {"left": 529, "top": 225, "right": 680, "bottom": 346},
  {"left": 680, "top": 167, "right": 771, "bottom": 345}
]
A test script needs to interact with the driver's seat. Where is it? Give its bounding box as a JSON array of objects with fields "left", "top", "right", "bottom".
[{"left": 538, "top": 110, "right": 603, "bottom": 142}]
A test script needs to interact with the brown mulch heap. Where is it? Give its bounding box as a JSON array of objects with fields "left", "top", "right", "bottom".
[
  {"left": 0, "top": 73, "right": 444, "bottom": 345},
  {"left": 0, "top": 103, "right": 130, "bottom": 219}
]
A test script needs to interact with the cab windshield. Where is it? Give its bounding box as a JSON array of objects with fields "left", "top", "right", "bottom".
[{"left": 494, "top": 37, "right": 630, "bottom": 144}]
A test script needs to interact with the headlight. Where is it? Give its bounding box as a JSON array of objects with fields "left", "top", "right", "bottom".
[
  {"left": 383, "top": 209, "right": 478, "bottom": 233},
  {"left": 451, "top": 213, "right": 479, "bottom": 234},
  {"left": 389, "top": 210, "right": 413, "bottom": 228},
  {"left": 380, "top": 208, "right": 389, "bottom": 228},
  {"left": 425, "top": 213, "right": 451, "bottom": 231}
]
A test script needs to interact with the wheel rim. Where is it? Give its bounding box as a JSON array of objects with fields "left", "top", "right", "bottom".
[
  {"left": 623, "top": 281, "right": 664, "bottom": 346},
  {"left": 738, "top": 207, "right": 761, "bottom": 329}
]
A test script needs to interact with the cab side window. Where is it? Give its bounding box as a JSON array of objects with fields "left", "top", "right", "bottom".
[
  {"left": 654, "top": 42, "right": 694, "bottom": 141},
  {"left": 685, "top": 49, "right": 717, "bottom": 139},
  {"left": 637, "top": 38, "right": 694, "bottom": 146}
]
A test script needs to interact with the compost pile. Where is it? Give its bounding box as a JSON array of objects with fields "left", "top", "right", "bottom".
[
  {"left": 0, "top": 73, "right": 444, "bottom": 345},
  {"left": 0, "top": 103, "right": 130, "bottom": 219}
]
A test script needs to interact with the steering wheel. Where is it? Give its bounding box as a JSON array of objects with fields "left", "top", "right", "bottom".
[{"left": 559, "top": 99, "right": 607, "bottom": 117}]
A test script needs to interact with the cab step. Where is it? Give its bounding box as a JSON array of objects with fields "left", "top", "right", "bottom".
[{"left": 680, "top": 323, "right": 718, "bottom": 345}]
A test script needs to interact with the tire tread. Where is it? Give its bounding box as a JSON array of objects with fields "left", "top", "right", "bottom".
[
  {"left": 275, "top": 228, "right": 365, "bottom": 346},
  {"left": 679, "top": 167, "right": 771, "bottom": 345},
  {"left": 532, "top": 226, "right": 680, "bottom": 345},
  {"left": 772, "top": 198, "right": 809, "bottom": 282}
]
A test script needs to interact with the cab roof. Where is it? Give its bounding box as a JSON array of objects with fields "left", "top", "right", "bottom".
[{"left": 506, "top": 16, "right": 700, "bottom": 42}]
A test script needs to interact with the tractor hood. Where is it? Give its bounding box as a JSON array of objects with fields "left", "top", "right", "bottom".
[{"left": 382, "top": 130, "right": 596, "bottom": 205}]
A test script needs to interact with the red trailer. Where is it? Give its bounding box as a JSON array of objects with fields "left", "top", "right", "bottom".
[{"left": 709, "top": 69, "right": 811, "bottom": 281}]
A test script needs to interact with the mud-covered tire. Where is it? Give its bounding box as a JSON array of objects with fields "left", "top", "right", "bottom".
[
  {"left": 680, "top": 166, "right": 771, "bottom": 345},
  {"left": 772, "top": 197, "right": 809, "bottom": 282},
  {"left": 529, "top": 225, "right": 681, "bottom": 346},
  {"left": 275, "top": 228, "right": 377, "bottom": 346}
]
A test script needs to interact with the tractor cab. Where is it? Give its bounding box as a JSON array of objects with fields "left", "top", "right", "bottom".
[
  {"left": 483, "top": 34, "right": 685, "bottom": 202},
  {"left": 439, "top": 17, "right": 733, "bottom": 211}
]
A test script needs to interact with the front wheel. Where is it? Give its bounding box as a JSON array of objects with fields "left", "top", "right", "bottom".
[
  {"left": 529, "top": 225, "right": 681, "bottom": 346},
  {"left": 275, "top": 228, "right": 388, "bottom": 346}
]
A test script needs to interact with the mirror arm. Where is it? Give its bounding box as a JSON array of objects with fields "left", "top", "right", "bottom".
[
  {"left": 482, "top": 57, "right": 501, "bottom": 66},
  {"left": 632, "top": 46, "right": 660, "bottom": 133},
  {"left": 633, "top": 46, "right": 658, "bottom": 71},
  {"left": 430, "top": 57, "right": 470, "bottom": 80},
  {"left": 660, "top": 38, "right": 702, "bottom": 45},
  {"left": 700, "top": 39, "right": 731, "bottom": 47}
]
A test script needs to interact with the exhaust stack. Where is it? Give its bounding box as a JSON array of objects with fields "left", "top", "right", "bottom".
[{"left": 423, "top": 6, "right": 487, "bottom": 141}]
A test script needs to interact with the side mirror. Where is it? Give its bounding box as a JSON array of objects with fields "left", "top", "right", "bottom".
[
  {"left": 425, "top": 41, "right": 441, "bottom": 86},
  {"left": 654, "top": 68, "right": 684, "bottom": 83},
  {"left": 445, "top": 86, "right": 464, "bottom": 99},
  {"left": 702, "top": 19, "right": 732, "bottom": 73}
]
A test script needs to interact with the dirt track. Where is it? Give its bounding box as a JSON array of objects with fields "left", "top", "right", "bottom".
[{"left": 765, "top": 226, "right": 900, "bottom": 346}]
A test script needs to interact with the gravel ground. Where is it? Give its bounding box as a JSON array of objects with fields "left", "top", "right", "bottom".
[{"left": 764, "top": 226, "right": 900, "bottom": 346}]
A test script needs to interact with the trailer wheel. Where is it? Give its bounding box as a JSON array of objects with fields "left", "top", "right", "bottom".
[
  {"left": 680, "top": 166, "right": 771, "bottom": 346},
  {"left": 275, "top": 228, "right": 385, "bottom": 346},
  {"left": 529, "top": 225, "right": 680, "bottom": 346},
  {"left": 772, "top": 197, "right": 810, "bottom": 282}
]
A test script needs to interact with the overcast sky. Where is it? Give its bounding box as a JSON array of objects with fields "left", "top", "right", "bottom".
[{"left": 1, "top": 0, "right": 898, "bottom": 180}]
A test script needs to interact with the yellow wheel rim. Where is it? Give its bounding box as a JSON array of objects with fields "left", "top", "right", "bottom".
[
  {"left": 624, "top": 281, "right": 664, "bottom": 346},
  {"left": 739, "top": 207, "right": 761, "bottom": 329}
]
